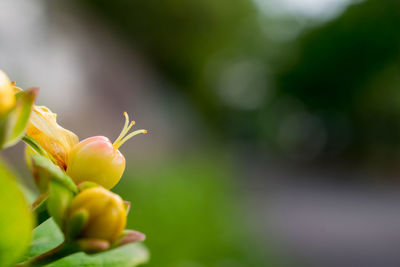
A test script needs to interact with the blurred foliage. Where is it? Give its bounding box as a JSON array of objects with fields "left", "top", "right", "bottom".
[
  {"left": 0, "top": 159, "right": 33, "bottom": 266},
  {"left": 78, "top": 0, "right": 400, "bottom": 164},
  {"left": 272, "top": 0, "right": 400, "bottom": 163},
  {"left": 78, "top": 0, "right": 266, "bottom": 134},
  {"left": 114, "top": 156, "right": 277, "bottom": 267}
]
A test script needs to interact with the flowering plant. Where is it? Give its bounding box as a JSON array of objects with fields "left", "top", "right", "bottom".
[{"left": 0, "top": 70, "right": 149, "bottom": 266}]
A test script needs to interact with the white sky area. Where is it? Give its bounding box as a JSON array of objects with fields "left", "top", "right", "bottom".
[{"left": 254, "top": 0, "right": 361, "bottom": 19}]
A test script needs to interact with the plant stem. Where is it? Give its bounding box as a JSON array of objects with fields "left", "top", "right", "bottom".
[{"left": 16, "top": 242, "right": 78, "bottom": 266}]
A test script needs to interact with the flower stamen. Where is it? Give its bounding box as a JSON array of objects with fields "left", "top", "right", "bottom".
[
  {"left": 114, "top": 112, "right": 134, "bottom": 145},
  {"left": 113, "top": 112, "right": 147, "bottom": 149},
  {"left": 114, "top": 112, "right": 135, "bottom": 146}
]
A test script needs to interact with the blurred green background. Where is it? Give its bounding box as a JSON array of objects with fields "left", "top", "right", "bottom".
[
  {"left": 3, "top": 0, "right": 400, "bottom": 266},
  {"left": 115, "top": 155, "right": 273, "bottom": 267}
]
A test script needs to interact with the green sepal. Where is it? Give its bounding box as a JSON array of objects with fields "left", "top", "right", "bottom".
[
  {"left": 47, "top": 179, "right": 75, "bottom": 228},
  {"left": 30, "top": 154, "right": 78, "bottom": 194},
  {"left": 23, "top": 135, "right": 47, "bottom": 157},
  {"left": 0, "top": 88, "right": 37, "bottom": 149},
  {"left": 65, "top": 209, "right": 89, "bottom": 240},
  {"left": 23, "top": 135, "right": 59, "bottom": 168},
  {"left": 123, "top": 201, "right": 131, "bottom": 215},
  {"left": 24, "top": 142, "right": 37, "bottom": 172},
  {"left": 76, "top": 238, "right": 110, "bottom": 254},
  {"left": 113, "top": 230, "right": 146, "bottom": 248}
]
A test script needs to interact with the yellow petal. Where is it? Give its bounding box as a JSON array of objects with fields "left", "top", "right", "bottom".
[
  {"left": 0, "top": 70, "right": 16, "bottom": 114},
  {"left": 26, "top": 106, "right": 78, "bottom": 169}
]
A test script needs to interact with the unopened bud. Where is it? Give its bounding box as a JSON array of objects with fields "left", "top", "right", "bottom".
[{"left": 67, "top": 187, "right": 127, "bottom": 243}]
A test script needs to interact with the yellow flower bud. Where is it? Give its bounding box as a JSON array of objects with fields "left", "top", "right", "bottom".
[
  {"left": 66, "top": 112, "right": 146, "bottom": 189},
  {"left": 67, "top": 187, "right": 127, "bottom": 243},
  {"left": 26, "top": 106, "right": 79, "bottom": 169},
  {"left": 0, "top": 70, "right": 16, "bottom": 114},
  {"left": 67, "top": 136, "right": 126, "bottom": 189}
]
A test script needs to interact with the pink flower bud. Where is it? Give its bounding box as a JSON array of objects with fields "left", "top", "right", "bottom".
[{"left": 66, "top": 112, "right": 146, "bottom": 189}]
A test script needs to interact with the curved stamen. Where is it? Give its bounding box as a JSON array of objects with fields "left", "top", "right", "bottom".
[
  {"left": 115, "top": 112, "right": 129, "bottom": 142},
  {"left": 113, "top": 112, "right": 146, "bottom": 149},
  {"left": 113, "top": 112, "right": 135, "bottom": 146},
  {"left": 114, "top": 130, "right": 147, "bottom": 149}
]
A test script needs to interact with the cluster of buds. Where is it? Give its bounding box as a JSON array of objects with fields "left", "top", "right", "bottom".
[
  {"left": 27, "top": 107, "right": 147, "bottom": 246},
  {"left": 0, "top": 70, "right": 148, "bottom": 265},
  {"left": 27, "top": 106, "right": 146, "bottom": 189}
]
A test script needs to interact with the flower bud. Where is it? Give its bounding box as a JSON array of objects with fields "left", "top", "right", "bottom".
[
  {"left": 66, "top": 112, "right": 146, "bottom": 189},
  {"left": 0, "top": 70, "right": 16, "bottom": 115},
  {"left": 67, "top": 187, "right": 127, "bottom": 243},
  {"left": 67, "top": 136, "right": 125, "bottom": 189}
]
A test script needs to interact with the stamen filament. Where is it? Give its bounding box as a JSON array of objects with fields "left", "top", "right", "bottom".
[
  {"left": 114, "top": 130, "right": 147, "bottom": 149},
  {"left": 113, "top": 112, "right": 135, "bottom": 146},
  {"left": 113, "top": 112, "right": 147, "bottom": 149}
]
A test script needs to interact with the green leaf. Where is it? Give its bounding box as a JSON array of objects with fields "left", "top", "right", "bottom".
[
  {"left": 46, "top": 243, "right": 149, "bottom": 267},
  {"left": 0, "top": 158, "right": 33, "bottom": 266},
  {"left": 25, "top": 219, "right": 149, "bottom": 266},
  {"left": 30, "top": 154, "right": 78, "bottom": 194},
  {"left": 22, "top": 219, "right": 64, "bottom": 262},
  {"left": 0, "top": 88, "right": 37, "bottom": 149}
]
